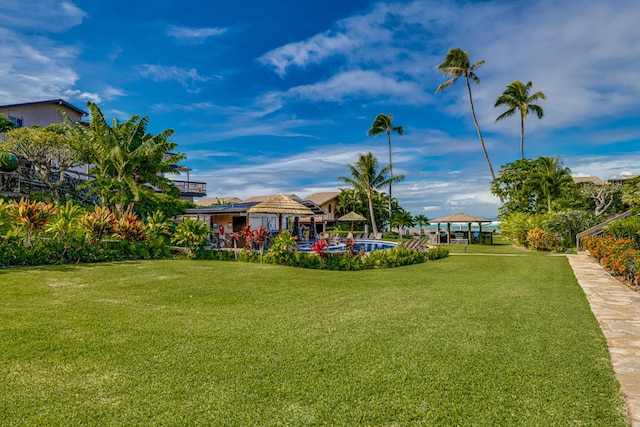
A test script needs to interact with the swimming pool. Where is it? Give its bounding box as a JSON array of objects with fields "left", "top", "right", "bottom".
[{"left": 299, "top": 239, "right": 398, "bottom": 254}]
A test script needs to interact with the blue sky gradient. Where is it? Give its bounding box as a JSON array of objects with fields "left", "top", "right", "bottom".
[{"left": 1, "top": 0, "right": 638, "bottom": 218}]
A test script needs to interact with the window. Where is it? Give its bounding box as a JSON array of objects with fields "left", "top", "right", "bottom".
[{"left": 9, "top": 117, "right": 23, "bottom": 128}]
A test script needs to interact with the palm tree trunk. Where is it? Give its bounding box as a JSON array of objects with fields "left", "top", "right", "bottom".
[
  {"left": 465, "top": 77, "right": 496, "bottom": 181},
  {"left": 367, "top": 189, "right": 378, "bottom": 235},
  {"left": 387, "top": 130, "right": 393, "bottom": 220},
  {"left": 520, "top": 115, "right": 525, "bottom": 160}
]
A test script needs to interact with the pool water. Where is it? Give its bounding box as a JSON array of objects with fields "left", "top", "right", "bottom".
[{"left": 299, "top": 239, "right": 398, "bottom": 254}]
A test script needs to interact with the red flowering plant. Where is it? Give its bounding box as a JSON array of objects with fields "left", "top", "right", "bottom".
[
  {"left": 241, "top": 224, "right": 253, "bottom": 253},
  {"left": 312, "top": 238, "right": 329, "bottom": 258},
  {"left": 344, "top": 238, "right": 357, "bottom": 255},
  {"left": 253, "top": 226, "right": 270, "bottom": 262}
]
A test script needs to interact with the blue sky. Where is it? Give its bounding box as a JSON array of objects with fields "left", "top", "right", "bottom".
[{"left": 1, "top": 0, "right": 639, "bottom": 219}]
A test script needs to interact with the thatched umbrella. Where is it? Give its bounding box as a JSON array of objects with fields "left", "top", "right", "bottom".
[
  {"left": 337, "top": 211, "right": 367, "bottom": 232},
  {"left": 247, "top": 193, "right": 314, "bottom": 233}
]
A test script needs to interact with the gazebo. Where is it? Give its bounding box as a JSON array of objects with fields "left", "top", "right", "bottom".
[
  {"left": 429, "top": 212, "right": 493, "bottom": 244},
  {"left": 247, "top": 193, "right": 314, "bottom": 234},
  {"left": 337, "top": 211, "right": 367, "bottom": 233}
]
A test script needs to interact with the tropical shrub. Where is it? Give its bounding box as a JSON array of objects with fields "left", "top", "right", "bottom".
[
  {"left": 544, "top": 209, "right": 599, "bottom": 249},
  {"left": 605, "top": 216, "right": 640, "bottom": 246},
  {"left": 527, "top": 227, "right": 560, "bottom": 251},
  {"left": 364, "top": 245, "right": 448, "bottom": 269},
  {"left": 46, "top": 200, "right": 85, "bottom": 242},
  {"left": 499, "top": 212, "right": 547, "bottom": 247},
  {"left": 172, "top": 217, "right": 210, "bottom": 256},
  {"left": 145, "top": 210, "right": 173, "bottom": 243},
  {"left": 581, "top": 235, "right": 639, "bottom": 286},
  {"left": 80, "top": 205, "right": 117, "bottom": 243},
  {"left": 0, "top": 239, "right": 170, "bottom": 268},
  {"left": 252, "top": 226, "right": 270, "bottom": 262},
  {"left": 113, "top": 212, "right": 147, "bottom": 241},
  {"left": 7, "top": 198, "right": 57, "bottom": 247}
]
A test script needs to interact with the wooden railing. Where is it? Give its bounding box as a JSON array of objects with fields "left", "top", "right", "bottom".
[
  {"left": 575, "top": 210, "right": 634, "bottom": 251},
  {"left": 171, "top": 180, "right": 206, "bottom": 195}
]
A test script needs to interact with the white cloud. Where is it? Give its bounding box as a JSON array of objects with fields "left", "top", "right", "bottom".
[
  {"left": 287, "top": 70, "right": 429, "bottom": 105},
  {"left": 0, "top": 28, "right": 81, "bottom": 102},
  {"left": 102, "top": 86, "right": 127, "bottom": 100},
  {"left": 567, "top": 153, "right": 640, "bottom": 180},
  {"left": 62, "top": 89, "right": 101, "bottom": 104},
  {"left": 139, "top": 64, "right": 208, "bottom": 89},
  {"left": 166, "top": 24, "right": 227, "bottom": 44},
  {"left": 0, "top": 0, "right": 86, "bottom": 32}
]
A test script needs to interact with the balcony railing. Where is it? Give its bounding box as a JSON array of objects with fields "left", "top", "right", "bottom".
[{"left": 171, "top": 180, "right": 207, "bottom": 196}]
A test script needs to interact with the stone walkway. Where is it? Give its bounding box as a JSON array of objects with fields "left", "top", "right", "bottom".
[{"left": 567, "top": 254, "right": 640, "bottom": 427}]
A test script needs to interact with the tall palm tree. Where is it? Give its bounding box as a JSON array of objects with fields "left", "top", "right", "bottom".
[
  {"left": 337, "top": 152, "right": 404, "bottom": 236},
  {"left": 494, "top": 80, "right": 546, "bottom": 159},
  {"left": 414, "top": 214, "right": 430, "bottom": 236},
  {"left": 367, "top": 113, "right": 403, "bottom": 218},
  {"left": 436, "top": 48, "right": 496, "bottom": 181}
]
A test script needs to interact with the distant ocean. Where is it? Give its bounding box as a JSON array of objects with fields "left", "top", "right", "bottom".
[{"left": 409, "top": 220, "right": 501, "bottom": 233}]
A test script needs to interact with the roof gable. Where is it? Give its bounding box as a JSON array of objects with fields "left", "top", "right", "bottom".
[
  {"left": 304, "top": 191, "right": 340, "bottom": 206},
  {"left": 0, "top": 99, "right": 87, "bottom": 116}
]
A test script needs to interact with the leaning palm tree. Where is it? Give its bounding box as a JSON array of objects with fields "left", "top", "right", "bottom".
[
  {"left": 337, "top": 152, "right": 404, "bottom": 236},
  {"left": 367, "top": 113, "right": 403, "bottom": 218},
  {"left": 494, "top": 80, "right": 546, "bottom": 159},
  {"left": 436, "top": 48, "right": 496, "bottom": 181}
]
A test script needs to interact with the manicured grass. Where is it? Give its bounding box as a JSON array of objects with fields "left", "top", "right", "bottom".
[{"left": 0, "top": 254, "right": 628, "bottom": 426}]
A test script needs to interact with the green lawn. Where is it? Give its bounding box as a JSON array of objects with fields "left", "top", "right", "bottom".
[{"left": 0, "top": 254, "right": 629, "bottom": 426}]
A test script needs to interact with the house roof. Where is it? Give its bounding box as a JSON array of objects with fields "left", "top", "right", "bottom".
[
  {"left": 573, "top": 176, "right": 605, "bottom": 186},
  {"left": 304, "top": 191, "right": 340, "bottom": 206},
  {"left": 247, "top": 193, "right": 314, "bottom": 215},
  {"left": 194, "top": 197, "right": 243, "bottom": 207},
  {"left": 607, "top": 175, "right": 638, "bottom": 183},
  {"left": 0, "top": 99, "right": 88, "bottom": 116},
  {"left": 430, "top": 212, "right": 492, "bottom": 223},
  {"left": 243, "top": 193, "right": 301, "bottom": 203}
]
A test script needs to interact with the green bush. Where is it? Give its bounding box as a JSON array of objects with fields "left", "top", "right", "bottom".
[
  {"left": 545, "top": 209, "right": 599, "bottom": 249},
  {"left": 500, "top": 213, "right": 547, "bottom": 247},
  {"left": 0, "top": 238, "right": 171, "bottom": 268},
  {"left": 606, "top": 216, "right": 640, "bottom": 246}
]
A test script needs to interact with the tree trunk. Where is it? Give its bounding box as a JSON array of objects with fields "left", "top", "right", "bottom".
[
  {"left": 520, "top": 114, "right": 525, "bottom": 160},
  {"left": 465, "top": 77, "right": 496, "bottom": 181},
  {"left": 387, "top": 130, "right": 393, "bottom": 220},
  {"left": 367, "top": 189, "right": 378, "bottom": 235}
]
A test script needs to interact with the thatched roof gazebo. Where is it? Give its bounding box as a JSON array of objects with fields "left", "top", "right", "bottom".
[
  {"left": 247, "top": 193, "right": 314, "bottom": 233},
  {"left": 430, "top": 212, "right": 493, "bottom": 244},
  {"left": 337, "top": 211, "right": 367, "bottom": 232}
]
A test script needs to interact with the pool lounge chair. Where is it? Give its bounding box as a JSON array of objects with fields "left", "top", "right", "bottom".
[{"left": 374, "top": 232, "right": 383, "bottom": 240}]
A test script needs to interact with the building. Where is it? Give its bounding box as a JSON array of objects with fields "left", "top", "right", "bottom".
[
  {"left": 0, "top": 99, "right": 205, "bottom": 201},
  {"left": 0, "top": 99, "right": 87, "bottom": 128},
  {"left": 303, "top": 191, "right": 340, "bottom": 229}
]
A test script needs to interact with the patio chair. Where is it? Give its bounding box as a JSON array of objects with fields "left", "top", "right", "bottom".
[
  {"left": 355, "top": 233, "right": 363, "bottom": 239},
  {"left": 374, "top": 232, "right": 383, "bottom": 240}
]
